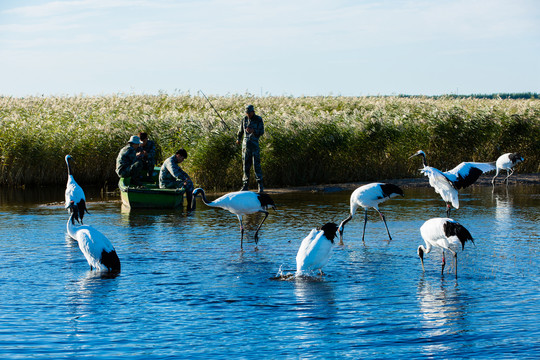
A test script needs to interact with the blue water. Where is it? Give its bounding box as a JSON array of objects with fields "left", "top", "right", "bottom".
[{"left": 0, "top": 185, "right": 539, "bottom": 359}]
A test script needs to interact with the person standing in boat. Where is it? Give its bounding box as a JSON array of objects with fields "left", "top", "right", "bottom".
[
  {"left": 115, "top": 135, "right": 144, "bottom": 184},
  {"left": 236, "top": 104, "right": 265, "bottom": 192},
  {"left": 137, "top": 132, "right": 158, "bottom": 180},
  {"left": 159, "top": 149, "right": 194, "bottom": 211}
]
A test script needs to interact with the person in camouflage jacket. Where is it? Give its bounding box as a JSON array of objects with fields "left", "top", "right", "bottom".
[
  {"left": 236, "top": 104, "right": 265, "bottom": 192},
  {"left": 116, "top": 135, "right": 144, "bottom": 183},
  {"left": 159, "top": 148, "right": 194, "bottom": 211}
]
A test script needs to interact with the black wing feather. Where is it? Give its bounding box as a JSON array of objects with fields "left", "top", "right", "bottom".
[
  {"left": 101, "top": 249, "right": 121, "bottom": 272},
  {"left": 379, "top": 183, "right": 404, "bottom": 198},
  {"left": 443, "top": 221, "right": 474, "bottom": 250},
  {"left": 452, "top": 167, "right": 483, "bottom": 190},
  {"left": 257, "top": 193, "right": 275, "bottom": 208}
]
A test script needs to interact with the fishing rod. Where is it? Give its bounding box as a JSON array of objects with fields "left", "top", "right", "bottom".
[{"left": 199, "top": 90, "right": 231, "bottom": 131}]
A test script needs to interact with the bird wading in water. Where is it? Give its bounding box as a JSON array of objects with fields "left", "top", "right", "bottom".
[
  {"left": 296, "top": 222, "right": 339, "bottom": 276},
  {"left": 338, "top": 183, "right": 404, "bottom": 245},
  {"left": 66, "top": 203, "right": 120, "bottom": 273},
  {"left": 65, "top": 155, "right": 89, "bottom": 224},
  {"left": 409, "top": 150, "right": 496, "bottom": 216},
  {"left": 491, "top": 152, "right": 524, "bottom": 185},
  {"left": 417, "top": 217, "right": 474, "bottom": 278},
  {"left": 191, "top": 188, "right": 276, "bottom": 249}
]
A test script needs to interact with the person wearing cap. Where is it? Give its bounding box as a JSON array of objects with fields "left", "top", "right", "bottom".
[
  {"left": 137, "top": 132, "right": 158, "bottom": 180},
  {"left": 159, "top": 148, "right": 194, "bottom": 211},
  {"left": 115, "top": 135, "right": 144, "bottom": 183},
  {"left": 236, "top": 104, "right": 265, "bottom": 192}
]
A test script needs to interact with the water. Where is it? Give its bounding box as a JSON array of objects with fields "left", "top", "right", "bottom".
[{"left": 0, "top": 185, "right": 539, "bottom": 359}]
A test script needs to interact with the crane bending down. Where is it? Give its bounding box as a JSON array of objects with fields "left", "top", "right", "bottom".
[
  {"left": 66, "top": 203, "right": 120, "bottom": 272},
  {"left": 65, "top": 155, "right": 89, "bottom": 224},
  {"left": 417, "top": 217, "right": 474, "bottom": 278},
  {"left": 338, "top": 183, "right": 404, "bottom": 245},
  {"left": 191, "top": 188, "right": 276, "bottom": 249},
  {"left": 409, "top": 150, "right": 495, "bottom": 216},
  {"left": 491, "top": 152, "right": 524, "bottom": 185},
  {"left": 296, "top": 223, "right": 339, "bottom": 276}
]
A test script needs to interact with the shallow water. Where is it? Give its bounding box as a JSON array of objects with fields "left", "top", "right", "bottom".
[{"left": 0, "top": 185, "right": 539, "bottom": 359}]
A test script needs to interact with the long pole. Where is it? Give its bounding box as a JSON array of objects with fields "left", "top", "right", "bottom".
[{"left": 199, "top": 90, "right": 231, "bottom": 131}]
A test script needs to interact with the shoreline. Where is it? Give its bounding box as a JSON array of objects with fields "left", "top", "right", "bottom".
[{"left": 262, "top": 173, "right": 540, "bottom": 194}]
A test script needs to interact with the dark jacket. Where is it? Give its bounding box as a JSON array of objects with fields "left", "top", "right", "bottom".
[
  {"left": 115, "top": 145, "right": 142, "bottom": 178},
  {"left": 237, "top": 114, "right": 264, "bottom": 146}
]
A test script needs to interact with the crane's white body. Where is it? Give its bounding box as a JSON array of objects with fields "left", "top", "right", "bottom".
[
  {"left": 66, "top": 216, "right": 120, "bottom": 271},
  {"left": 420, "top": 162, "right": 496, "bottom": 209},
  {"left": 192, "top": 188, "right": 276, "bottom": 249},
  {"left": 338, "top": 182, "right": 403, "bottom": 244},
  {"left": 65, "top": 155, "right": 88, "bottom": 223},
  {"left": 492, "top": 153, "right": 524, "bottom": 184},
  {"left": 417, "top": 217, "right": 474, "bottom": 277},
  {"left": 65, "top": 175, "right": 85, "bottom": 208},
  {"left": 206, "top": 191, "right": 266, "bottom": 215},
  {"left": 411, "top": 150, "right": 495, "bottom": 214},
  {"left": 296, "top": 229, "right": 333, "bottom": 275},
  {"left": 348, "top": 183, "right": 402, "bottom": 213},
  {"left": 420, "top": 218, "right": 463, "bottom": 253}
]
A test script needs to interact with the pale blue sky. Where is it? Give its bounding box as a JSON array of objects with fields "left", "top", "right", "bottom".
[{"left": 1, "top": 0, "right": 539, "bottom": 97}]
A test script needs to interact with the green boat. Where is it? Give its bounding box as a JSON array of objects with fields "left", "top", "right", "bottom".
[{"left": 118, "top": 167, "right": 185, "bottom": 209}]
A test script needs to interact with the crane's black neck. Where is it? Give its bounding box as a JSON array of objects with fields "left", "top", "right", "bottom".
[
  {"left": 194, "top": 189, "right": 211, "bottom": 205},
  {"left": 66, "top": 157, "right": 73, "bottom": 176},
  {"left": 420, "top": 153, "right": 428, "bottom": 167}
]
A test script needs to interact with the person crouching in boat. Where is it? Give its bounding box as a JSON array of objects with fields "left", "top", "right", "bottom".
[
  {"left": 159, "top": 148, "right": 194, "bottom": 211},
  {"left": 116, "top": 135, "right": 144, "bottom": 185}
]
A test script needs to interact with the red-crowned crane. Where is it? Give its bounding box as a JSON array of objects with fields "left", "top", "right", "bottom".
[
  {"left": 191, "top": 188, "right": 276, "bottom": 249},
  {"left": 65, "top": 155, "right": 89, "bottom": 224},
  {"left": 66, "top": 203, "right": 120, "bottom": 272},
  {"left": 491, "top": 152, "right": 524, "bottom": 185},
  {"left": 409, "top": 150, "right": 496, "bottom": 216},
  {"left": 337, "top": 183, "right": 404, "bottom": 245},
  {"left": 296, "top": 222, "right": 339, "bottom": 276},
  {"left": 417, "top": 217, "right": 474, "bottom": 278}
]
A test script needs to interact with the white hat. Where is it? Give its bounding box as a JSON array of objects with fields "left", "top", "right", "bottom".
[{"left": 128, "top": 135, "right": 141, "bottom": 144}]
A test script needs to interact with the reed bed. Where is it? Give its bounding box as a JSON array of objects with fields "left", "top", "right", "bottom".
[{"left": 0, "top": 94, "right": 538, "bottom": 190}]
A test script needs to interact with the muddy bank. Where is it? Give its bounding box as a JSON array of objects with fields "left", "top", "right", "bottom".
[{"left": 264, "top": 173, "right": 540, "bottom": 194}]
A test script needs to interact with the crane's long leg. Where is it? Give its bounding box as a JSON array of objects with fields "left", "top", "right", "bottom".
[
  {"left": 448, "top": 249, "right": 458, "bottom": 278},
  {"left": 504, "top": 168, "right": 514, "bottom": 184},
  {"left": 491, "top": 168, "right": 500, "bottom": 185},
  {"left": 361, "top": 209, "right": 368, "bottom": 245},
  {"left": 254, "top": 211, "right": 269, "bottom": 244},
  {"left": 455, "top": 254, "right": 458, "bottom": 278},
  {"left": 376, "top": 209, "right": 392, "bottom": 241},
  {"left": 441, "top": 250, "right": 446, "bottom": 275},
  {"left": 238, "top": 215, "right": 244, "bottom": 250}
]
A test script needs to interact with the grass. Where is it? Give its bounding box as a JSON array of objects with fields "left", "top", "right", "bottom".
[{"left": 0, "top": 94, "right": 538, "bottom": 190}]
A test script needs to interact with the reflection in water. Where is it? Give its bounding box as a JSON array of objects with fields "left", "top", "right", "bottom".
[
  {"left": 293, "top": 278, "right": 337, "bottom": 345},
  {"left": 66, "top": 270, "right": 120, "bottom": 346},
  {"left": 120, "top": 206, "right": 182, "bottom": 227},
  {"left": 416, "top": 276, "right": 467, "bottom": 356},
  {"left": 493, "top": 187, "right": 513, "bottom": 225},
  {"left": 1, "top": 185, "right": 539, "bottom": 358}
]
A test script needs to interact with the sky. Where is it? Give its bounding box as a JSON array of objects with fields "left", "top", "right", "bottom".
[{"left": 1, "top": 0, "right": 539, "bottom": 97}]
